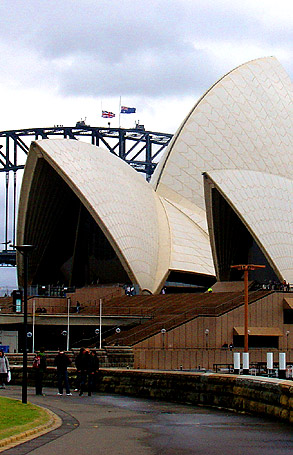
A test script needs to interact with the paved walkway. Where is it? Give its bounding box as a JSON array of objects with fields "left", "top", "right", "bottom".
[{"left": 0, "top": 386, "right": 292, "bottom": 455}]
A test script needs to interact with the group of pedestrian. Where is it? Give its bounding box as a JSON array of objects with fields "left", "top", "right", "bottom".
[
  {"left": 75, "top": 348, "right": 99, "bottom": 396},
  {"left": 32, "top": 347, "right": 99, "bottom": 396}
]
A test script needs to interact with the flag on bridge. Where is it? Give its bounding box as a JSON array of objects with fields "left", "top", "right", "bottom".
[
  {"left": 102, "top": 110, "right": 115, "bottom": 118},
  {"left": 121, "top": 106, "right": 136, "bottom": 114}
]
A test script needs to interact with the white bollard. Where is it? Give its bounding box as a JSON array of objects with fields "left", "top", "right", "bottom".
[
  {"left": 233, "top": 352, "right": 240, "bottom": 374},
  {"left": 243, "top": 352, "right": 250, "bottom": 374},
  {"left": 279, "top": 352, "right": 286, "bottom": 379},
  {"left": 267, "top": 352, "right": 273, "bottom": 370}
]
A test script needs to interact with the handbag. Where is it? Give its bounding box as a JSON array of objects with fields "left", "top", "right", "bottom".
[{"left": 7, "top": 370, "right": 11, "bottom": 383}]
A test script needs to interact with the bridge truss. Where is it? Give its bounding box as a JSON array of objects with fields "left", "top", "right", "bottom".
[{"left": 0, "top": 125, "right": 173, "bottom": 266}]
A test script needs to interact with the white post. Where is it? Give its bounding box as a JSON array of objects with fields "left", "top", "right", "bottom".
[
  {"left": 67, "top": 298, "right": 70, "bottom": 351},
  {"left": 267, "top": 352, "right": 273, "bottom": 371},
  {"left": 99, "top": 299, "right": 102, "bottom": 349},
  {"left": 243, "top": 352, "right": 250, "bottom": 374},
  {"left": 233, "top": 352, "right": 240, "bottom": 374},
  {"left": 279, "top": 352, "right": 286, "bottom": 379},
  {"left": 32, "top": 299, "right": 35, "bottom": 353}
]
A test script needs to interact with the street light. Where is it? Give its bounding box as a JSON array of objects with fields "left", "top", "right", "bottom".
[
  {"left": 66, "top": 298, "right": 71, "bottom": 351},
  {"left": 286, "top": 330, "right": 290, "bottom": 351},
  {"left": 14, "top": 244, "right": 35, "bottom": 404},
  {"left": 161, "top": 328, "right": 166, "bottom": 349},
  {"left": 99, "top": 299, "right": 102, "bottom": 349},
  {"left": 61, "top": 330, "right": 67, "bottom": 351},
  {"left": 231, "top": 264, "right": 265, "bottom": 353},
  {"left": 205, "top": 328, "right": 209, "bottom": 349}
]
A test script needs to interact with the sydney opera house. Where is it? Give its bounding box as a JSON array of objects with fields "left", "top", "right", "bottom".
[
  {"left": 6, "top": 56, "right": 291, "bottom": 367},
  {"left": 17, "top": 56, "right": 293, "bottom": 294}
]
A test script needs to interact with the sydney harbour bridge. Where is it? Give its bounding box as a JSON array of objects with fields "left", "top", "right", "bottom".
[{"left": 0, "top": 124, "right": 173, "bottom": 267}]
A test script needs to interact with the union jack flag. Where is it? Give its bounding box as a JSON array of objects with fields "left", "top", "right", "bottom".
[{"left": 102, "top": 110, "right": 115, "bottom": 118}]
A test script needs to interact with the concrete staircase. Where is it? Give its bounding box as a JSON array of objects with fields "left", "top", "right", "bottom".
[{"left": 103, "top": 290, "right": 272, "bottom": 346}]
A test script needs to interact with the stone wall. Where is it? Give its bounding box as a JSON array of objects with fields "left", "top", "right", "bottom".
[
  {"left": 9, "top": 367, "right": 292, "bottom": 424},
  {"left": 7, "top": 346, "right": 134, "bottom": 369}
]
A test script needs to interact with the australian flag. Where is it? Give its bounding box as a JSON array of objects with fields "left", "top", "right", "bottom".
[
  {"left": 102, "top": 110, "right": 115, "bottom": 118},
  {"left": 121, "top": 106, "right": 136, "bottom": 114}
]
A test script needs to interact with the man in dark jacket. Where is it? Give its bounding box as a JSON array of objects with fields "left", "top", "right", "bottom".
[{"left": 54, "top": 351, "right": 72, "bottom": 396}]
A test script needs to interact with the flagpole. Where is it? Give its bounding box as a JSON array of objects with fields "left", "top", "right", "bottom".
[
  {"left": 32, "top": 300, "right": 35, "bottom": 353},
  {"left": 119, "top": 96, "right": 121, "bottom": 128}
]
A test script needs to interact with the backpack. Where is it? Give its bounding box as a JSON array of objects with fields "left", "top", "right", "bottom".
[{"left": 33, "top": 355, "right": 41, "bottom": 368}]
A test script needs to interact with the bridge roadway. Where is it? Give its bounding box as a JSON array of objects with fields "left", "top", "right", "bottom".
[{"left": 1, "top": 386, "right": 292, "bottom": 455}]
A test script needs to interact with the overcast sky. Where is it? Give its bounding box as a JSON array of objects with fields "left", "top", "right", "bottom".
[{"left": 0, "top": 0, "right": 293, "bottom": 288}]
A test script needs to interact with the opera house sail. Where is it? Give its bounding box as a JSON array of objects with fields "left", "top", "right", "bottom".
[
  {"left": 17, "top": 57, "right": 293, "bottom": 293},
  {"left": 151, "top": 56, "right": 293, "bottom": 286}
]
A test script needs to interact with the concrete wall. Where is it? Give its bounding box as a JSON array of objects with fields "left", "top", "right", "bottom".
[{"left": 9, "top": 367, "right": 293, "bottom": 425}]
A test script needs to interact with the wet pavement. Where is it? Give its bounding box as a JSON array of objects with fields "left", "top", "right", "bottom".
[{"left": 1, "top": 386, "right": 292, "bottom": 455}]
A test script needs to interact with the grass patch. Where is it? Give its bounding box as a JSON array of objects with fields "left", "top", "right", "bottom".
[{"left": 0, "top": 397, "right": 50, "bottom": 441}]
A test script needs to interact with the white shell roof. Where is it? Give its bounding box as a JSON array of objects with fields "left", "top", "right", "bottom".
[
  {"left": 19, "top": 56, "right": 293, "bottom": 290},
  {"left": 206, "top": 170, "right": 293, "bottom": 283},
  {"left": 18, "top": 139, "right": 171, "bottom": 294},
  {"left": 160, "top": 198, "right": 214, "bottom": 276},
  {"left": 151, "top": 56, "right": 293, "bottom": 282},
  {"left": 151, "top": 57, "right": 293, "bottom": 210}
]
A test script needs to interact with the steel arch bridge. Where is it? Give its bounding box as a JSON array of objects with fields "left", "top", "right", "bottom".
[{"left": 0, "top": 125, "right": 173, "bottom": 266}]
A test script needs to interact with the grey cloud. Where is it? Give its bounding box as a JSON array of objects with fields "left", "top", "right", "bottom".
[
  {"left": 0, "top": 1, "right": 283, "bottom": 50},
  {"left": 0, "top": 1, "right": 265, "bottom": 58},
  {"left": 59, "top": 46, "right": 219, "bottom": 97},
  {"left": 0, "top": 0, "right": 292, "bottom": 98}
]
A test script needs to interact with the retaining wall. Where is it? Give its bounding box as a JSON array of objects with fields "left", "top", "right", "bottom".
[{"left": 9, "top": 367, "right": 293, "bottom": 424}]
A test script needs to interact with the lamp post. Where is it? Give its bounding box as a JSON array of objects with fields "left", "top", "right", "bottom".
[
  {"left": 205, "top": 328, "right": 209, "bottom": 349},
  {"left": 161, "top": 328, "right": 166, "bottom": 349},
  {"left": 14, "top": 244, "right": 35, "bottom": 404},
  {"left": 99, "top": 299, "right": 103, "bottom": 349},
  {"left": 230, "top": 264, "right": 265, "bottom": 353},
  {"left": 61, "top": 330, "right": 67, "bottom": 350},
  {"left": 66, "top": 298, "right": 71, "bottom": 351},
  {"left": 32, "top": 300, "right": 35, "bottom": 354},
  {"left": 161, "top": 328, "right": 167, "bottom": 369},
  {"left": 95, "top": 328, "right": 100, "bottom": 348}
]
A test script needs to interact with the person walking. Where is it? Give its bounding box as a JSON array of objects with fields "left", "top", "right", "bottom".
[
  {"left": 0, "top": 350, "right": 10, "bottom": 389},
  {"left": 79, "top": 348, "right": 92, "bottom": 396},
  {"left": 33, "top": 347, "right": 47, "bottom": 395},
  {"left": 54, "top": 351, "right": 72, "bottom": 396}
]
